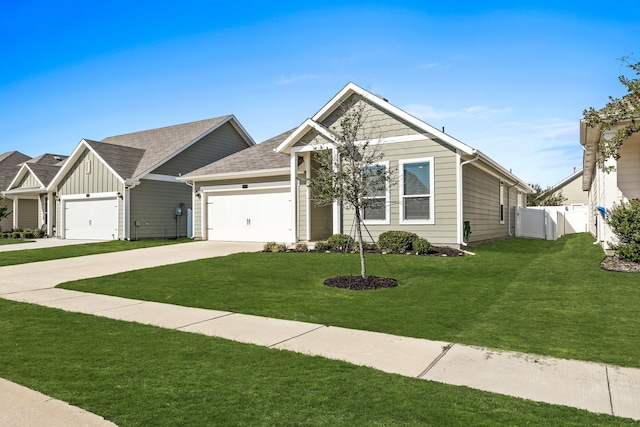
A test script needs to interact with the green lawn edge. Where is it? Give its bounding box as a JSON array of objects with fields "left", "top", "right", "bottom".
[{"left": 1, "top": 299, "right": 636, "bottom": 427}]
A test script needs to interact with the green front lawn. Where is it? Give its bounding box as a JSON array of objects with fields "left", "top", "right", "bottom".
[
  {"left": 0, "top": 299, "right": 634, "bottom": 426},
  {"left": 0, "top": 239, "right": 34, "bottom": 245},
  {"left": 0, "top": 238, "right": 192, "bottom": 266},
  {"left": 61, "top": 233, "right": 640, "bottom": 368}
]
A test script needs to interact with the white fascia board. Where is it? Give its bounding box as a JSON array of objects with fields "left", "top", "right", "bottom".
[
  {"left": 47, "top": 140, "right": 125, "bottom": 192},
  {"left": 178, "top": 167, "right": 291, "bottom": 182},
  {"left": 312, "top": 82, "right": 476, "bottom": 156},
  {"left": 473, "top": 150, "right": 533, "bottom": 193},
  {"left": 276, "top": 119, "right": 338, "bottom": 154},
  {"left": 134, "top": 115, "right": 255, "bottom": 181},
  {"left": 145, "top": 173, "right": 181, "bottom": 183},
  {"left": 6, "top": 164, "right": 45, "bottom": 192},
  {"left": 549, "top": 169, "right": 583, "bottom": 192}
]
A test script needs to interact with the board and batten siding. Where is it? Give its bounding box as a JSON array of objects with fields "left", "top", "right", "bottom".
[
  {"left": 14, "top": 171, "right": 40, "bottom": 189},
  {"left": 153, "top": 122, "right": 250, "bottom": 176},
  {"left": 338, "top": 138, "right": 459, "bottom": 245},
  {"left": 462, "top": 165, "right": 518, "bottom": 244},
  {"left": 192, "top": 175, "right": 290, "bottom": 240},
  {"left": 56, "top": 148, "right": 125, "bottom": 238},
  {"left": 129, "top": 179, "right": 191, "bottom": 239}
]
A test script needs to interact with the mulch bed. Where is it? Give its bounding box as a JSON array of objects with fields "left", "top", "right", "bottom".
[
  {"left": 600, "top": 256, "right": 640, "bottom": 273},
  {"left": 324, "top": 275, "right": 398, "bottom": 291}
]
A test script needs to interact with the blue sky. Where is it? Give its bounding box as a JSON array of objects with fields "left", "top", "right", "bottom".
[{"left": 1, "top": 1, "right": 639, "bottom": 187}]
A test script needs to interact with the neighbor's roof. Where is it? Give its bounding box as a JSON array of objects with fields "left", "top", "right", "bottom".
[
  {"left": 180, "top": 129, "right": 294, "bottom": 180},
  {"left": 102, "top": 116, "right": 239, "bottom": 178},
  {"left": 0, "top": 151, "right": 31, "bottom": 191}
]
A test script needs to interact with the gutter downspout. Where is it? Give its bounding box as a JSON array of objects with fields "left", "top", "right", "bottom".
[
  {"left": 459, "top": 153, "right": 480, "bottom": 247},
  {"left": 124, "top": 180, "right": 140, "bottom": 240},
  {"left": 184, "top": 180, "right": 197, "bottom": 239},
  {"left": 507, "top": 181, "right": 520, "bottom": 236}
]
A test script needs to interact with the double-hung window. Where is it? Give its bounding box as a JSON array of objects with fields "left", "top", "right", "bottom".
[
  {"left": 400, "top": 158, "right": 434, "bottom": 224},
  {"left": 362, "top": 162, "right": 389, "bottom": 224},
  {"left": 499, "top": 181, "right": 505, "bottom": 224}
]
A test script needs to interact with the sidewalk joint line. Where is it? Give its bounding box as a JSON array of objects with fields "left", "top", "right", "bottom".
[
  {"left": 417, "top": 343, "right": 454, "bottom": 378},
  {"left": 268, "top": 325, "right": 327, "bottom": 348},
  {"left": 93, "top": 301, "right": 147, "bottom": 313},
  {"left": 175, "top": 312, "right": 236, "bottom": 330},
  {"left": 606, "top": 365, "right": 614, "bottom": 416}
]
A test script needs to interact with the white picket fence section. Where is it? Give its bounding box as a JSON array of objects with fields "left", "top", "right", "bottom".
[{"left": 516, "top": 205, "right": 588, "bottom": 240}]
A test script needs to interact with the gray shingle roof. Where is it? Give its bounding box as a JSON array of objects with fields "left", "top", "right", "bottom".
[
  {"left": 182, "top": 129, "right": 294, "bottom": 178},
  {"left": 101, "top": 116, "right": 232, "bottom": 178},
  {"left": 0, "top": 151, "right": 31, "bottom": 191},
  {"left": 85, "top": 140, "right": 146, "bottom": 180},
  {"left": 27, "top": 153, "right": 68, "bottom": 166}
]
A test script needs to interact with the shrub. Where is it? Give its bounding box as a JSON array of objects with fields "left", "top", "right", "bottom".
[
  {"left": 326, "top": 234, "right": 355, "bottom": 251},
  {"left": 263, "top": 242, "right": 288, "bottom": 252},
  {"left": 378, "top": 231, "right": 419, "bottom": 253},
  {"left": 314, "top": 241, "right": 330, "bottom": 251},
  {"left": 294, "top": 242, "right": 308, "bottom": 252},
  {"left": 607, "top": 200, "right": 640, "bottom": 262},
  {"left": 413, "top": 237, "right": 432, "bottom": 254}
]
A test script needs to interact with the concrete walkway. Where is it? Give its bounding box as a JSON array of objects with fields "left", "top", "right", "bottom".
[
  {"left": 0, "top": 238, "right": 102, "bottom": 252},
  {"left": 1, "top": 241, "right": 638, "bottom": 425}
]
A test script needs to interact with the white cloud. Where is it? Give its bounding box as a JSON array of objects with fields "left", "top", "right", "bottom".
[
  {"left": 418, "top": 62, "right": 450, "bottom": 70},
  {"left": 498, "top": 118, "right": 578, "bottom": 140},
  {"left": 403, "top": 103, "right": 512, "bottom": 120},
  {"left": 276, "top": 74, "right": 321, "bottom": 85}
]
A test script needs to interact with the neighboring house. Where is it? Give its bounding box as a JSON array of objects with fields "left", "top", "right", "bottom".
[
  {"left": 42, "top": 116, "right": 254, "bottom": 240},
  {"left": 3, "top": 154, "right": 68, "bottom": 234},
  {"left": 581, "top": 119, "right": 640, "bottom": 248},
  {"left": 548, "top": 168, "right": 588, "bottom": 206},
  {"left": 0, "top": 151, "right": 32, "bottom": 232},
  {"left": 181, "top": 83, "right": 532, "bottom": 248}
]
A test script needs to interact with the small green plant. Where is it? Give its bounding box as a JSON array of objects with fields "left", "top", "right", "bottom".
[
  {"left": 294, "top": 242, "right": 309, "bottom": 252},
  {"left": 607, "top": 199, "right": 640, "bottom": 262},
  {"left": 263, "top": 242, "right": 288, "bottom": 252},
  {"left": 413, "top": 237, "right": 432, "bottom": 254},
  {"left": 378, "top": 231, "right": 419, "bottom": 253},
  {"left": 314, "top": 241, "right": 330, "bottom": 251},
  {"left": 326, "top": 233, "right": 355, "bottom": 251}
]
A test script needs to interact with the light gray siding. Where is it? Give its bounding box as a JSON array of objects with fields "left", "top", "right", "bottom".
[
  {"left": 322, "top": 95, "right": 421, "bottom": 139},
  {"left": 153, "top": 122, "right": 250, "bottom": 176},
  {"left": 192, "top": 175, "right": 290, "bottom": 239},
  {"left": 14, "top": 172, "right": 40, "bottom": 189},
  {"left": 617, "top": 134, "right": 640, "bottom": 201},
  {"left": 552, "top": 175, "right": 588, "bottom": 206},
  {"left": 339, "top": 138, "right": 458, "bottom": 245},
  {"left": 130, "top": 179, "right": 192, "bottom": 239},
  {"left": 462, "top": 165, "right": 517, "bottom": 244},
  {"left": 58, "top": 149, "right": 123, "bottom": 195}
]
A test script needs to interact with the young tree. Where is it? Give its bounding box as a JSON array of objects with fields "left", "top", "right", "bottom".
[
  {"left": 526, "top": 183, "right": 566, "bottom": 206},
  {"left": 308, "top": 97, "right": 393, "bottom": 279},
  {"left": 583, "top": 57, "right": 640, "bottom": 172},
  {"left": 0, "top": 197, "right": 11, "bottom": 221}
]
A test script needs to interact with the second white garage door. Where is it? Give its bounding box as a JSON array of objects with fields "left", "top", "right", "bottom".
[
  {"left": 64, "top": 198, "right": 118, "bottom": 240},
  {"left": 206, "top": 189, "right": 292, "bottom": 242}
]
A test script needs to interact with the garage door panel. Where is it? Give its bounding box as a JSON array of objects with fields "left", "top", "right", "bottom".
[
  {"left": 65, "top": 198, "right": 118, "bottom": 240},
  {"left": 207, "top": 189, "right": 292, "bottom": 242}
]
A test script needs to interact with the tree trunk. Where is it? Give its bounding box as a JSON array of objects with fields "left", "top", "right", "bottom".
[{"left": 355, "top": 208, "right": 367, "bottom": 279}]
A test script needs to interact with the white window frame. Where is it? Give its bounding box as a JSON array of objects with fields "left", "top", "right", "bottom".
[
  {"left": 362, "top": 161, "right": 390, "bottom": 225},
  {"left": 399, "top": 157, "right": 435, "bottom": 225}
]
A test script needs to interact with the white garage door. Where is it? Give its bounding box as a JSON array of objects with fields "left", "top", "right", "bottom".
[
  {"left": 65, "top": 198, "right": 118, "bottom": 240},
  {"left": 206, "top": 189, "right": 292, "bottom": 242}
]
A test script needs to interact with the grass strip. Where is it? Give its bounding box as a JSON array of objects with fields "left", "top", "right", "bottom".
[
  {"left": 0, "top": 299, "right": 635, "bottom": 426},
  {"left": 60, "top": 234, "right": 640, "bottom": 368},
  {"left": 0, "top": 238, "right": 192, "bottom": 266}
]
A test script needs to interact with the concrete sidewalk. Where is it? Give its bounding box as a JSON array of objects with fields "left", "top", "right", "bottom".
[
  {"left": 1, "top": 241, "right": 639, "bottom": 424},
  {"left": 0, "top": 238, "right": 100, "bottom": 252}
]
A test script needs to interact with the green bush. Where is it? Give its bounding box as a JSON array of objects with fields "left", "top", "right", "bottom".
[
  {"left": 263, "top": 242, "right": 288, "bottom": 252},
  {"left": 314, "top": 241, "right": 330, "bottom": 251},
  {"left": 413, "top": 237, "right": 432, "bottom": 254},
  {"left": 607, "top": 200, "right": 640, "bottom": 262},
  {"left": 294, "top": 242, "right": 309, "bottom": 252},
  {"left": 326, "top": 234, "right": 355, "bottom": 251},
  {"left": 378, "top": 231, "right": 419, "bottom": 253}
]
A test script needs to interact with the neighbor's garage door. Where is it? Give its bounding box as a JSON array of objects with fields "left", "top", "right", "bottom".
[
  {"left": 206, "top": 189, "right": 292, "bottom": 242},
  {"left": 65, "top": 198, "right": 118, "bottom": 240}
]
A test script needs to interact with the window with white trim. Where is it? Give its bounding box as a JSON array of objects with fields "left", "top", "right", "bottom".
[
  {"left": 499, "top": 181, "right": 505, "bottom": 224},
  {"left": 362, "top": 162, "right": 389, "bottom": 224},
  {"left": 400, "top": 158, "right": 434, "bottom": 224}
]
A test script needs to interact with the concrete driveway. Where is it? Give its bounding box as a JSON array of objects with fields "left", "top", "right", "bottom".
[{"left": 0, "top": 238, "right": 101, "bottom": 252}]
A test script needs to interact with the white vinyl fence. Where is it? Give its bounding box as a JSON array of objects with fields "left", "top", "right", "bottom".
[{"left": 516, "top": 205, "right": 588, "bottom": 240}]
